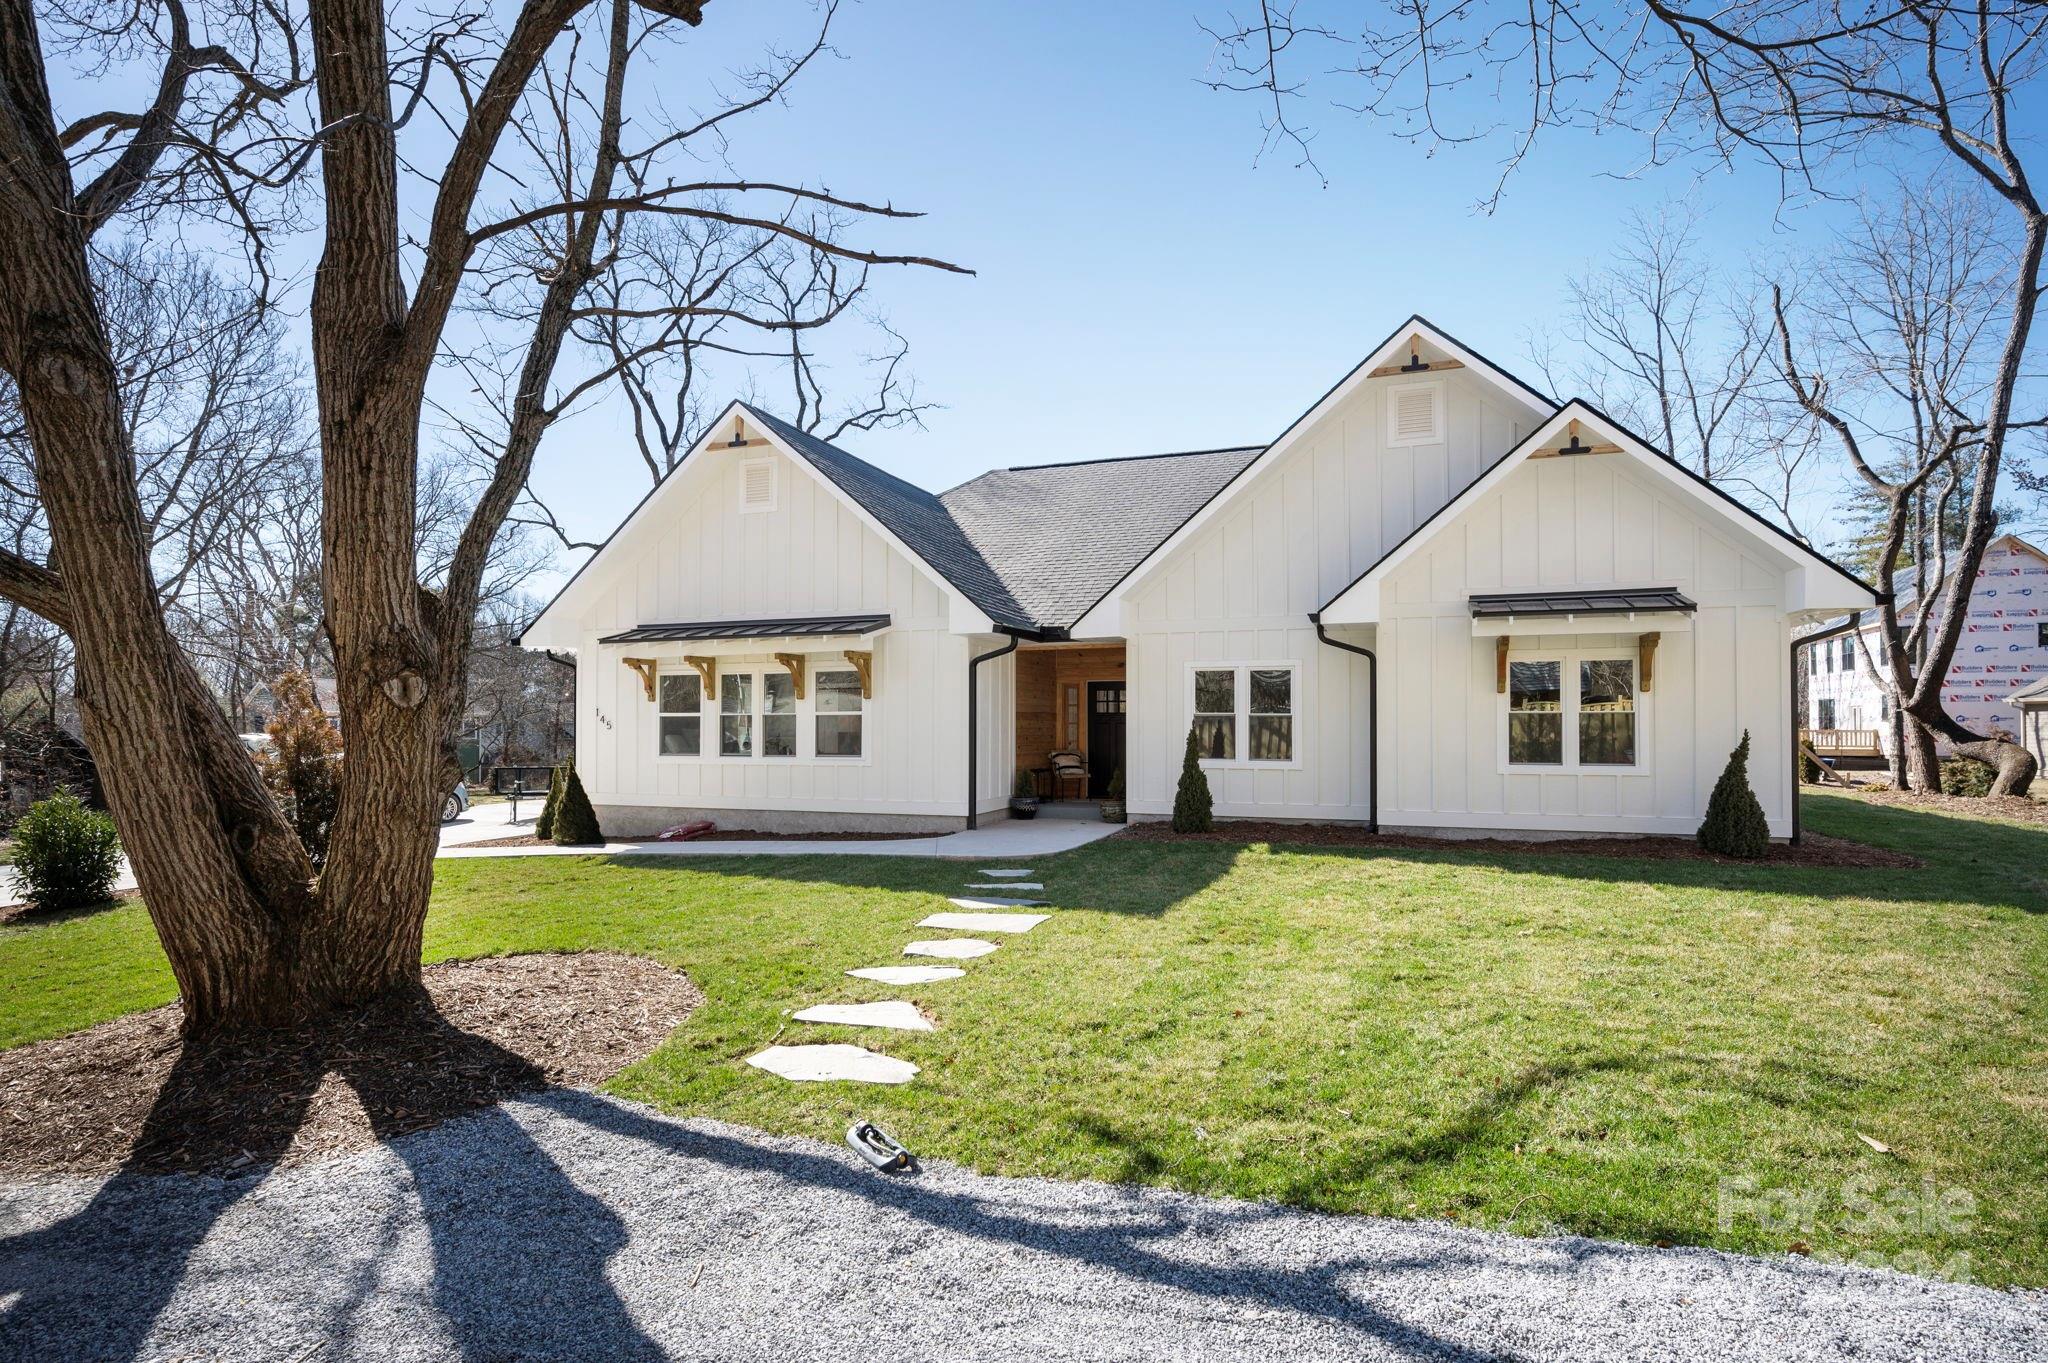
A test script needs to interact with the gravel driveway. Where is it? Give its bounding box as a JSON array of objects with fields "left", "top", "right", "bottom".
[{"left": 2, "top": 1091, "right": 2040, "bottom": 1362}]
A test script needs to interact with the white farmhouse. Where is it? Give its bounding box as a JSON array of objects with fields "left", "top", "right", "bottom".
[
  {"left": 1802, "top": 534, "right": 2048, "bottom": 758},
  {"left": 520, "top": 317, "right": 1875, "bottom": 840}
]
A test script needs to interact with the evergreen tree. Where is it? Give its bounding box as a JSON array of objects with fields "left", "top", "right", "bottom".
[
  {"left": 551, "top": 759, "right": 603, "bottom": 845},
  {"left": 1698, "top": 730, "right": 1771, "bottom": 859},
  {"left": 256, "top": 670, "right": 343, "bottom": 868},
  {"left": 533, "top": 763, "right": 562, "bottom": 841},
  {"left": 1172, "top": 724, "right": 1214, "bottom": 833}
]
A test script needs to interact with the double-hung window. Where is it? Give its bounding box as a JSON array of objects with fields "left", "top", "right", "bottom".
[
  {"left": 1190, "top": 664, "right": 1297, "bottom": 764},
  {"left": 657, "top": 673, "right": 702, "bottom": 756},
  {"left": 814, "top": 669, "right": 863, "bottom": 756},
  {"left": 1502, "top": 650, "right": 1644, "bottom": 772}
]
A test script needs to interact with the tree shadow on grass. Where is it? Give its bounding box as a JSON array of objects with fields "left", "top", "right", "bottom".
[{"left": 0, "top": 995, "right": 662, "bottom": 1363}]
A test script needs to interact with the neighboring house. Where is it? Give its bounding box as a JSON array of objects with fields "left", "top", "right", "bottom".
[
  {"left": 2011, "top": 675, "right": 2048, "bottom": 773},
  {"left": 520, "top": 316, "right": 1874, "bottom": 839},
  {"left": 1802, "top": 535, "right": 2048, "bottom": 756}
]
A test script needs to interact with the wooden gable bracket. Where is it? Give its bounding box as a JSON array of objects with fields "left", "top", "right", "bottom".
[
  {"left": 1531, "top": 418, "right": 1623, "bottom": 459},
  {"left": 682, "top": 654, "right": 718, "bottom": 702},
  {"left": 1639, "top": 631, "right": 1659, "bottom": 693},
  {"left": 843, "top": 649, "right": 874, "bottom": 699},
  {"left": 1369, "top": 332, "right": 1467, "bottom": 379},
  {"left": 622, "top": 657, "right": 659, "bottom": 703},
  {"left": 773, "top": 652, "right": 807, "bottom": 701},
  {"left": 1496, "top": 636, "right": 1510, "bottom": 695}
]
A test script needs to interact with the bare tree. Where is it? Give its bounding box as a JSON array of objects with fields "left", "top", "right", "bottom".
[
  {"left": 1771, "top": 189, "right": 2043, "bottom": 790},
  {"left": 1206, "top": 0, "right": 2048, "bottom": 793},
  {"left": 0, "top": 0, "right": 964, "bottom": 1032}
]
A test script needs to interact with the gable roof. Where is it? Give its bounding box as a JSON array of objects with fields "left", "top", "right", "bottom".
[
  {"left": 737, "top": 405, "right": 1035, "bottom": 630},
  {"left": 1316, "top": 401, "right": 1879, "bottom": 624},
  {"left": 940, "top": 446, "right": 1264, "bottom": 629},
  {"left": 1068, "top": 314, "right": 1558, "bottom": 637}
]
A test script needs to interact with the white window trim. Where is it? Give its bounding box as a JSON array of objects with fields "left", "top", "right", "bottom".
[
  {"left": 1186, "top": 661, "right": 1303, "bottom": 770},
  {"left": 654, "top": 658, "right": 870, "bottom": 765},
  {"left": 653, "top": 671, "right": 706, "bottom": 759},
  {"left": 1498, "top": 646, "right": 1651, "bottom": 776},
  {"left": 737, "top": 456, "right": 778, "bottom": 514},
  {"left": 1385, "top": 379, "right": 1446, "bottom": 448}
]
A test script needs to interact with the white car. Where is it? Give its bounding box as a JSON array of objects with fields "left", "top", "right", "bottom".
[{"left": 441, "top": 783, "right": 471, "bottom": 823}]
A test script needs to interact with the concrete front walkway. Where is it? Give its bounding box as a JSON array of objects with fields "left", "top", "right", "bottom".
[{"left": 436, "top": 817, "right": 1121, "bottom": 861}]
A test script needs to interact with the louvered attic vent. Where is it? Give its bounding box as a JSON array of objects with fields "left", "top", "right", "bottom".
[
  {"left": 1387, "top": 381, "right": 1444, "bottom": 448},
  {"left": 739, "top": 457, "right": 776, "bottom": 513}
]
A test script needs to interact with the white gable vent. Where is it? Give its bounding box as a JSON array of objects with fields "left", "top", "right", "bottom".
[
  {"left": 1386, "top": 381, "right": 1445, "bottom": 448},
  {"left": 738, "top": 457, "right": 777, "bottom": 513}
]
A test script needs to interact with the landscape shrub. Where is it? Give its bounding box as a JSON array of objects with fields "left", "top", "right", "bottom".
[
  {"left": 11, "top": 790, "right": 121, "bottom": 912},
  {"left": 256, "top": 670, "right": 342, "bottom": 868},
  {"left": 1940, "top": 756, "right": 1995, "bottom": 797},
  {"left": 1172, "top": 725, "right": 1213, "bottom": 833},
  {"left": 534, "top": 764, "right": 563, "bottom": 840},
  {"left": 1799, "top": 749, "right": 1822, "bottom": 784},
  {"left": 1698, "top": 730, "right": 1770, "bottom": 859},
  {"left": 551, "top": 759, "right": 603, "bottom": 845}
]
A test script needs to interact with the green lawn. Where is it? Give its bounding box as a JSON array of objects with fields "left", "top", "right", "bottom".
[{"left": 5, "top": 793, "right": 2045, "bottom": 1285}]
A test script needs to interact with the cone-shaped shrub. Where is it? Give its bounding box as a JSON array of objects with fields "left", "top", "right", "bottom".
[
  {"left": 1698, "top": 729, "right": 1770, "bottom": 859},
  {"left": 1172, "top": 724, "right": 1214, "bottom": 833},
  {"left": 551, "top": 759, "right": 603, "bottom": 845},
  {"left": 533, "top": 764, "right": 562, "bottom": 840}
]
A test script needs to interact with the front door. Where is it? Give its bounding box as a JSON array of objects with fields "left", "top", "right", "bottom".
[{"left": 1087, "top": 682, "right": 1126, "bottom": 798}]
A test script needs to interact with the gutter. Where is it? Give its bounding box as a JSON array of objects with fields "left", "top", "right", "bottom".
[
  {"left": 966, "top": 630, "right": 1026, "bottom": 830},
  {"left": 1309, "top": 614, "right": 1378, "bottom": 833},
  {"left": 1789, "top": 604, "right": 1885, "bottom": 845}
]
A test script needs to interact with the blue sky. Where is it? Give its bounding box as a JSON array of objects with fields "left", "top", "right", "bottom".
[{"left": 521, "top": 0, "right": 1868, "bottom": 578}]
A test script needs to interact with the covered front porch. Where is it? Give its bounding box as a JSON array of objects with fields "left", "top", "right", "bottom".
[{"left": 1012, "top": 642, "right": 1127, "bottom": 802}]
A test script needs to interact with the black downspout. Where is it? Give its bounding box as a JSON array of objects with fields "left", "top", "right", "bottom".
[
  {"left": 966, "top": 632, "right": 1020, "bottom": 830},
  {"left": 1311, "top": 615, "right": 1378, "bottom": 833},
  {"left": 1789, "top": 614, "right": 1872, "bottom": 846}
]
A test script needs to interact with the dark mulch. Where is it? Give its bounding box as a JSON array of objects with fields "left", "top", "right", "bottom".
[
  {"left": 1113, "top": 821, "right": 1921, "bottom": 868},
  {"left": 1853, "top": 787, "right": 2048, "bottom": 827},
  {"left": 0, "top": 952, "right": 701, "bottom": 1178},
  {"left": 461, "top": 828, "right": 931, "bottom": 848}
]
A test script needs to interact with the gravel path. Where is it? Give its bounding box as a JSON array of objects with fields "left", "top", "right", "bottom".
[{"left": 2, "top": 1091, "right": 2040, "bottom": 1362}]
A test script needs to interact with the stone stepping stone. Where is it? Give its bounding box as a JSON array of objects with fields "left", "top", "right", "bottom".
[
  {"left": 949, "top": 896, "right": 1047, "bottom": 910},
  {"left": 904, "top": 938, "right": 999, "bottom": 959},
  {"left": 966, "top": 882, "right": 1043, "bottom": 891},
  {"left": 793, "top": 1000, "right": 933, "bottom": 1031},
  {"left": 848, "top": 965, "right": 965, "bottom": 984},
  {"left": 747, "top": 1044, "right": 918, "bottom": 1085},
  {"left": 978, "top": 868, "right": 1034, "bottom": 876},
  {"left": 919, "top": 911, "right": 1048, "bottom": 934}
]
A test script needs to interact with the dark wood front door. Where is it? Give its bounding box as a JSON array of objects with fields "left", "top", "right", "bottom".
[{"left": 1086, "top": 682, "right": 1126, "bottom": 798}]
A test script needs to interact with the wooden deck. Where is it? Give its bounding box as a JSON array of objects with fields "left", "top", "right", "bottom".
[{"left": 1800, "top": 728, "right": 1884, "bottom": 758}]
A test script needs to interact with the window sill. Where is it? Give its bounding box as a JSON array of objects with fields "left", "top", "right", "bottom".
[{"left": 1502, "top": 763, "right": 1652, "bottom": 777}]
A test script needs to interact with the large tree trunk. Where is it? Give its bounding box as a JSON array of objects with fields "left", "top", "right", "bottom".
[{"left": 1901, "top": 714, "right": 1942, "bottom": 794}]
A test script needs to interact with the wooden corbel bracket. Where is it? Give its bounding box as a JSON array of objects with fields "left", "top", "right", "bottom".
[
  {"left": 622, "top": 657, "right": 659, "bottom": 702},
  {"left": 843, "top": 649, "right": 874, "bottom": 699},
  {"left": 683, "top": 654, "right": 717, "bottom": 702},
  {"left": 774, "top": 652, "right": 807, "bottom": 700},
  {"left": 1639, "top": 631, "right": 1659, "bottom": 693}
]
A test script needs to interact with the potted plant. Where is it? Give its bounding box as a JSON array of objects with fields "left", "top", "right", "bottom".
[
  {"left": 1100, "top": 766, "right": 1126, "bottom": 823},
  {"left": 1009, "top": 768, "right": 1041, "bottom": 820}
]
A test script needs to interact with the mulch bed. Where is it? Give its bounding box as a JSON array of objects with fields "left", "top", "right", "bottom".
[
  {"left": 461, "top": 829, "right": 931, "bottom": 848},
  {"left": 1113, "top": 821, "right": 1921, "bottom": 868},
  {"left": 0, "top": 952, "right": 701, "bottom": 1179},
  {"left": 1852, "top": 787, "right": 2048, "bottom": 826}
]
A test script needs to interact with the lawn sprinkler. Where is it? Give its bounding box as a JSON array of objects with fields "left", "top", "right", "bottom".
[{"left": 846, "top": 1121, "right": 917, "bottom": 1174}]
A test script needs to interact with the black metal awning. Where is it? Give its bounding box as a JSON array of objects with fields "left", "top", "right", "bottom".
[
  {"left": 1468, "top": 589, "right": 1695, "bottom": 619},
  {"left": 599, "top": 613, "right": 890, "bottom": 645}
]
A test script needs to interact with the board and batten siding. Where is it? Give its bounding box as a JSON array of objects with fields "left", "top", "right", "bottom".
[
  {"left": 1376, "top": 451, "right": 1794, "bottom": 836},
  {"left": 566, "top": 442, "right": 1005, "bottom": 828},
  {"left": 1121, "top": 367, "right": 1534, "bottom": 820}
]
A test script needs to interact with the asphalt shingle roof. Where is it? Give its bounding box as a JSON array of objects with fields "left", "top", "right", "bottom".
[
  {"left": 742, "top": 404, "right": 1261, "bottom": 633},
  {"left": 940, "top": 448, "right": 1263, "bottom": 629}
]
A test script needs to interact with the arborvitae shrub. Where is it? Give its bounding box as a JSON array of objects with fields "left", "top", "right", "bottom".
[
  {"left": 551, "top": 759, "right": 603, "bottom": 845},
  {"left": 1171, "top": 724, "right": 1214, "bottom": 833},
  {"left": 255, "top": 670, "right": 342, "bottom": 868},
  {"left": 534, "top": 764, "right": 562, "bottom": 840},
  {"left": 1697, "top": 729, "right": 1771, "bottom": 859}
]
